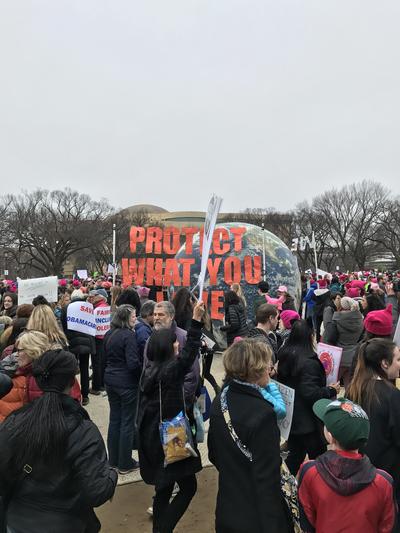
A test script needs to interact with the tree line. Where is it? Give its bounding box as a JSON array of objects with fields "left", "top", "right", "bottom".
[{"left": 0, "top": 181, "right": 398, "bottom": 278}]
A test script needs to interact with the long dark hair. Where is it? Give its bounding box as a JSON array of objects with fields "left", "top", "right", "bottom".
[
  {"left": 115, "top": 288, "right": 141, "bottom": 315},
  {"left": 2, "top": 350, "right": 78, "bottom": 470},
  {"left": 277, "top": 320, "right": 315, "bottom": 378},
  {"left": 347, "top": 338, "right": 396, "bottom": 413},
  {"left": 363, "top": 293, "right": 385, "bottom": 315},
  {"left": 224, "top": 290, "right": 240, "bottom": 312},
  {"left": 147, "top": 329, "right": 176, "bottom": 364},
  {"left": 172, "top": 288, "right": 193, "bottom": 330}
]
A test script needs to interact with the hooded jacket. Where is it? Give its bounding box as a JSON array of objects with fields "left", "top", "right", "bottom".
[
  {"left": 323, "top": 310, "right": 364, "bottom": 366},
  {"left": 298, "top": 450, "right": 395, "bottom": 533},
  {"left": 312, "top": 289, "right": 330, "bottom": 319}
]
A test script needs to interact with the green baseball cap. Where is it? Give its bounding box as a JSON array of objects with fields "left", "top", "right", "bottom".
[{"left": 313, "top": 398, "right": 370, "bottom": 450}]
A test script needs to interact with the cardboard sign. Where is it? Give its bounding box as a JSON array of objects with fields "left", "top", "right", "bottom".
[
  {"left": 18, "top": 276, "right": 58, "bottom": 305},
  {"left": 271, "top": 380, "right": 295, "bottom": 441},
  {"left": 94, "top": 306, "right": 111, "bottom": 336},
  {"left": 317, "top": 342, "right": 343, "bottom": 385},
  {"left": 77, "top": 269, "right": 88, "bottom": 280},
  {"left": 66, "top": 301, "right": 96, "bottom": 336},
  {"left": 196, "top": 195, "right": 223, "bottom": 297}
]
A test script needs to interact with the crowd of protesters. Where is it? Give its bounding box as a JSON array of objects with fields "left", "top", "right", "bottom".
[{"left": 0, "top": 267, "right": 399, "bottom": 532}]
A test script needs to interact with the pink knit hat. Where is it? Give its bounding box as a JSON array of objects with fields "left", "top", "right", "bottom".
[
  {"left": 137, "top": 286, "right": 150, "bottom": 298},
  {"left": 364, "top": 304, "right": 393, "bottom": 336},
  {"left": 265, "top": 295, "right": 284, "bottom": 311},
  {"left": 280, "top": 310, "right": 300, "bottom": 329},
  {"left": 346, "top": 287, "right": 360, "bottom": 298}
]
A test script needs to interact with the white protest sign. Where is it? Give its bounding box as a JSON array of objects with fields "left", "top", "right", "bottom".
[
  {"left": 77, "top": 269, "right": 88, "bottom": 280},
  {"left": 94, "top": 306, "right": 111, "bottom": 336},
  {"left": 195, "top": 194, "right": 222, "bottom": 297},
  {"left": 394, "top": 318, "right": 400, "bottom": 348},
  {"left": 317, "top": 342, "right": 343, "bottom": 386},
  {"left": 201, "top": 332, "right": 216, "bottom": 350},
  {"left": 272, "top": 380, "right": 295, "bottom": 441},
  {"left": 18, "top": 276, "right": 58, "bottom": 305},
  {"left": 317, "top": 268, "right": 332, "bottom": 280},
  {"left": 67, "top": 301, "right": 96, "bottom": 336},
  {"left": 107, "top": 264, "right": 117, "bottom": 274}
]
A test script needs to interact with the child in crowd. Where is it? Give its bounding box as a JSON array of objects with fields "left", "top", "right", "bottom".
[{"left": 298, "top": 398, "right": 395, "bottom": 533}]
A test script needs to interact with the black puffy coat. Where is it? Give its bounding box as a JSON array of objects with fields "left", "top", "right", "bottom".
[
  {"left": 208, "top": 380, "right": 292, "bottom": 533},
  {"left": 221, "top": 303, "right": 249, "bottom": 345},
  {"left": 137, "top": 320, "right": 202, "bottom": 488},
  {"left": 0, "top": 395, "right": 117, "bottom": 533},
  {"left": 61, "top": 300, "right": 96, "bottom": 356},
  {"left": 278, "top": 354, "right": 336, "bottom": 435}
]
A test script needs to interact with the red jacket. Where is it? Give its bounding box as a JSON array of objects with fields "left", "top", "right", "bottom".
[
  {"left": 298, "top": 450, "right": 395, "bottom": 533},
  {"left": 27, "top": 376, "right": 82, "bottom": 403}
]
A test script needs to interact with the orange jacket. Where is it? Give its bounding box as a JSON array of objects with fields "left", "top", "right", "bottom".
[{"left": 0, "top": 374, "right": 28, "bottom": 422}]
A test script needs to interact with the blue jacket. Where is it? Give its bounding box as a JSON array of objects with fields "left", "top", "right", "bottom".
[
  {"left": 304, "top": 283, "right": 318, "bottom": 315},
  {"left": 135, "top": 319, "right": 153, "bottom": 363},
  {"left": 104, "top": 328, "right": 141, "bottom": 389}
]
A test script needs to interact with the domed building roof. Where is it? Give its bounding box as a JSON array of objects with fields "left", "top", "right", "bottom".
[{"left": 124, "top": 204, "right": 169, "bottom": 214}]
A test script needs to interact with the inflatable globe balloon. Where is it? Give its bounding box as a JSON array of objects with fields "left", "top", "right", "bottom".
[{"left": 175, "top": 222, "right": 301, "bottom": 346}]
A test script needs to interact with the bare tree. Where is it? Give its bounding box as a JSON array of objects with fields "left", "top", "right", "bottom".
[
  {"left": 223, "top": 208, "right": 295, "bottom": 246},
  {"left": 376, "top": 198, "right": 400, "bottom": 264},
  {"left": 6, "top": 189, "right": 113, "bottom": 276}
]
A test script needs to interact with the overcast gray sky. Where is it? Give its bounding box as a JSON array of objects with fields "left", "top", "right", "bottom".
[{"left": 1, "top": 1, "right": 400, "bottom": 213}]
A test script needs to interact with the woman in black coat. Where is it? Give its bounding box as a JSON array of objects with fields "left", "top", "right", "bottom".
[
  {"left": 137, "top": 301, "right": 204, "bottom": 533},
  {"left": 277, "top": 320, "right": 339, "bottom": 475},
  {"left": 348, "top": 339, "right": 400, "bottom": 508},
  {"left": 208, "top": 338, "right": 291, "bottom": 533},
  {"left": 0, "top": 349, "right": 117, "bottom": 533},
  {"left": 220, "top": 290, "right": 249, "bottom": 346},
  {"left": 104, "top": 304, "right": 142, "bottom": 475}
]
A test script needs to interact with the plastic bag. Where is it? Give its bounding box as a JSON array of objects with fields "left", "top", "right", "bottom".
[{"left": 159, "top": 411, "right": 198, "bottom": 467}]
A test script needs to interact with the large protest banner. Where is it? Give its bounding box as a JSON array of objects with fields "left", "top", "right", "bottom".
[
  {"left": 317, "top": 342, "right": 342, "bottom": 385},
  {"left": 94, "top": 306, "right": 111, "bottom": 336},
  {"left": 18, "top": 276, "right": 58, "bottom": 305},
  {"left": 272, "top": 380, "right": 295, "bottom": 441},
  {"left": 67, "top": 301, "right": 96, "bottom": 336},
  {"left": 122, "top": 225, "right": 262, "bottom": 319}
]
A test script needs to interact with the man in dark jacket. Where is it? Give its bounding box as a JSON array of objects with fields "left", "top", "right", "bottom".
[
  {"left": 135, "top": 300, "right": 155, "bottom": 362},
  {"left": 253, "top": 280, "right": 270, "bottom": 317},
  {"left": 89, "top": 288, "right": 110, "bottom": 395},
  {"left": 61, "top": 290, "right": 96, "bottom": 406},
  {"left": 145, "top": 301, "right": 199, "bottom": 405},
  {"left": 248, "top": 304, "right": 280, "bottom": 360}
]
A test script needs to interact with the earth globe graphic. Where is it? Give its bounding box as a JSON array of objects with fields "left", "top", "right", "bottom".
[{"left": 174, "top": 222, "right": 301, "bottom": 347}]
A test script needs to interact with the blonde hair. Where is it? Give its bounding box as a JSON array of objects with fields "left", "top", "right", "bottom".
[
  {"left": 231, "top": 282, "right": 247, "bottom": 308},
  {"left": 223, "top": 338, "right": 272, "bottom": 383},
  {"left": 27, "top": 305, "right": 68, "bottom": 346},
  {"left": 16, "top": 330, "right": 51, "bottom": 361}
]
